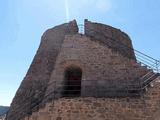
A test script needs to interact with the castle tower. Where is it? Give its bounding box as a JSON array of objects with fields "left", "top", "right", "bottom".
[{"left": 6, "top": 20, "right": 160, "bottom": 120}]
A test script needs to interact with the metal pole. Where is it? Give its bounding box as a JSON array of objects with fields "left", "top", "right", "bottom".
[{"left": 156, "top": 60, "right": 159, "bottom": 73}]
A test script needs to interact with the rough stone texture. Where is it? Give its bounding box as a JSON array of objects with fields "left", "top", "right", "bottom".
[
  {"left": 23, "top": 77, "right": 160, "bottom": 120},
  {"left": 6, "top": 20, "right": 160, "bottom": 120},
  {"left": 7, "top": 20, "right": 78, "bottom": 120},
  {"left": 44, "top": 34, "right": 150, "bottom": 100},
  {"left": 85, "top": 19, "right": 135, "bottom": 59}
]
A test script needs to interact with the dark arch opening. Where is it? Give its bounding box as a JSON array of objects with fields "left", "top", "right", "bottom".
[{"left": 63, "top": 66, "right": 82, "bottom": 97}]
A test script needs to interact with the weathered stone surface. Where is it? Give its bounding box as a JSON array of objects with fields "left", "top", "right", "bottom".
[
  {"left": 85, "top": 19, "right": 135, "bottom": 59},
  {"left": 7, "top": 20, "right": 78, "bottom": 120},
  {"left": 6, "top": 20, "right": 160, "bottom": 120},
  {"left": 44, "top": 34, "right": 150, "bottom": 99},
  {"left": 23, "top": 79, "right": 160, "bottom": 120}
]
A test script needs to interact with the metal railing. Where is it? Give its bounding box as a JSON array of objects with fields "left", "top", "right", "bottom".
[
  {"left": 79, "top": 24, "right": 160, "bottom": 94},
  {"left": 6, "top": 79, "right": 139, "bottom": 119},
  {"left": 6, "top": 25, "right": 160, "bottom": 120},
  {"left": 135, "top": 50, "right": 160, "bottom": 72},
  {"left": 6, "top": 74, "right": 160, "bottom": 120},
  {"left": 78, "top": 24, "right": 84, "bottom": 34},
  {"left": 77, "top": 24, "right": 160, "bottom": 73},
  {"left": 108, "top": 35, "right": 160, "bottom": 73},
  {"left": 81, "top": 25, "right": 160, "bottom": 89}
]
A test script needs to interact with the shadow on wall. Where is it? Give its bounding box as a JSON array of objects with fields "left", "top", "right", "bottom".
[{"left": 63, "top": 66, "right": 82, "bottom": 97}]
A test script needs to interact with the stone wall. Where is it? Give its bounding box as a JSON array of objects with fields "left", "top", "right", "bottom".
[
  {"left": 7, "top": 20, "right": 158, "bottom": 120},
  {"left": 44, "top": 34, "right": 149, "bottom": 100},
  {"left": 85, "top": 19, "right": 135, "bottom": 59},
  {"left": 23, "top": 77, "right": 160, "bottom": 120},
  {"left": 6, "top": 20, "right": 78, "bottom": 120}
]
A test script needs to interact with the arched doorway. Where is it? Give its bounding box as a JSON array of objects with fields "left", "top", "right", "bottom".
[{"left": 63, "top": 66, "right": 82, "bottom": 97}]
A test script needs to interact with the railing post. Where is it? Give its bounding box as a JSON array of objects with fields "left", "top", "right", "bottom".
[
  {"left": 78, "top": 24, "right": 84, "bottom": 34},
  {"left": 155, "top": 60, "right": 160, "bottom": 73},
  {"left": 156, "top": 60, "right": 158, "bottom": 73}
]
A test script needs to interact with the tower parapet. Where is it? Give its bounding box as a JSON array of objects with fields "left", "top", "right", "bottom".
[
  {"left": 85, "top": 19, "right": 135, "bottom": 59},
  {"left": 6, "top": 20, "right": 160, "bottom": 120}
]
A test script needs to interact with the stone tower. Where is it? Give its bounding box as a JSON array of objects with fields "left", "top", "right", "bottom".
[{"left": 6, "top": 20, "right": 160, "bottom": 120}]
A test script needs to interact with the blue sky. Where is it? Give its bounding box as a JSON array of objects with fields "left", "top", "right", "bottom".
[{"left": 0, "top": 0, "right": 160, "bottom": 106}]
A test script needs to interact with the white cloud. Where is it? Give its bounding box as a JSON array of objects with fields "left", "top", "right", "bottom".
[
  {"left": 96, "top": 0, "right": 112, "bottom": 13},
  {"left": 66, "top": 0, "right": 112, "bottom": 21}
]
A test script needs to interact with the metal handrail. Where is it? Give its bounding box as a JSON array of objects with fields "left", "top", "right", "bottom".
[
  {"left": 79, "top": 23, "right": 160, "bottom": 90},
  {"left": 108, "top": 36, "right": 160, "bottom": 73},
  {"left": 7, "top": 74, "right": 160, "bottom": 120},
  {"left": 82, "top": 23, "right": 160, "bottom": 87},
  {"left": 8, "top": 25, "right": 160, "bottom": 119},
  {"left": 78, "top": 24, "right": 84, "bottom": 34},
  {"left": 8, "top": 71, "right": 159, "bottom": 117},
  {"left": 78, "top": 24, "right": 160, "bottom": 73},
  {"left": 141, "top": 70, "right": 153, "bottom": 79},
  {"left": 6, "top": 81, "right": 57, "bottom": 120}
]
